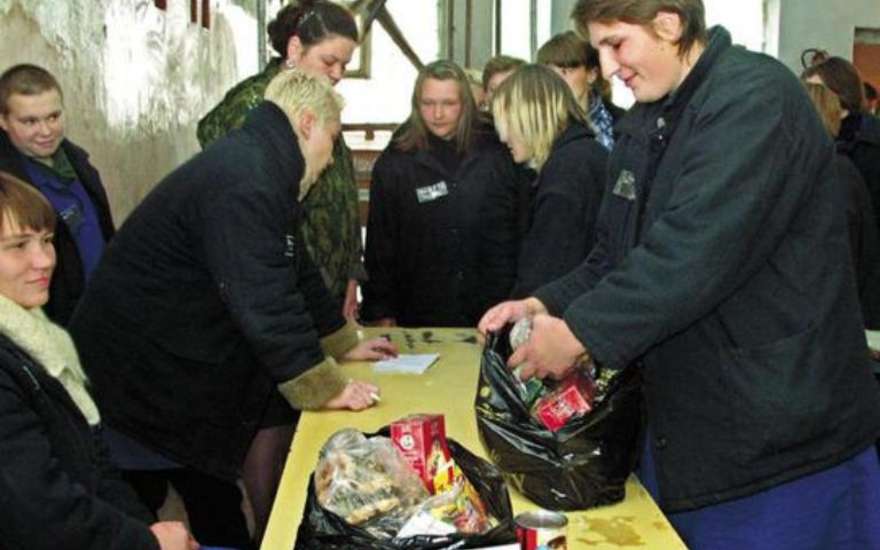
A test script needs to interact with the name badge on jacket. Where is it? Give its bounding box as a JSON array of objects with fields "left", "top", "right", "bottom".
[
  {"left": 612, "top": 170, "right": 637, "bottom": 201},
  {"left": 416, "top": 181, "right": 449, "bottom": 203},
  {"left": 284, "top": 234, "right": 296, "bottom": 258}
]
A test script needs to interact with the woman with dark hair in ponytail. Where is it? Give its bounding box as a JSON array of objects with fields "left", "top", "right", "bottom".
[{"left": 198, "top": 1, "right": 362, "bottom": 321}]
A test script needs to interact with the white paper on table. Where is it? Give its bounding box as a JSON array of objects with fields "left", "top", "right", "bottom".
[
  {"left": 866, "top": 330, "right": 880, "bottom": 351},
  {"left": 373, "top": 353, "right": 439, "bottom": 374}
]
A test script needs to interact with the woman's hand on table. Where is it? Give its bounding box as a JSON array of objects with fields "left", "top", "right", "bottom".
[
  {"left": 150, "top": 521, "right": 198, "bottom": 550},
  {"left": 324, "top": 380, "right": 381, "bottom": 411},
  {"left": 478, "top": 297, "right": 548, "bottom": 336},
  {"left": 509, "top": 313, "right": 588, "bottom": 381},
  {"left": 343, "top": 337, "right": 398, "bottom": 361}
]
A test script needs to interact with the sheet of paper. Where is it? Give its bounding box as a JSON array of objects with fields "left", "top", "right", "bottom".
[
  {"left": 374, "top": 353, "right": 439, "bottom": 374},
  {"left": 866, "top": 330, "right": 880, "bottom": 350}
]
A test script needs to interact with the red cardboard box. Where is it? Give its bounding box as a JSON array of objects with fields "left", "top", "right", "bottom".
[
  {"left": 532, "top": 371, "right": 596, "bottom": 432},
  {"left": 390, "top": 414, "right": 453, "bottom": 493}
]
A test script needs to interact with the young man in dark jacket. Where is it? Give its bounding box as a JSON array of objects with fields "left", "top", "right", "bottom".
[
  {"left": 0, "top": 64, "right": 115, "bottom": 326},
  {"left": 480, "top": 1, "right": 880, "bottom": 547},
  {"left": 361, "top": 60, "right": 519, "bottom": 327}
]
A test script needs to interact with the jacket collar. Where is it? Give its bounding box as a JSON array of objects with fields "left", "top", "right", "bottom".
[
  {"left": 241, "top": 101, "right": 306, "bottom": 197},
  {"left": 551, "top": 121, "right": 595, "bottom": 152},
  {"left": 0, "top": 128, "right": 89, "bottom": 182}
]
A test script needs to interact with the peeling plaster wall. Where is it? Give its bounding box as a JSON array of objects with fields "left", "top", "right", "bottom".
[{"left": 0, "top": 0, "right": 258, "bottom": 221}]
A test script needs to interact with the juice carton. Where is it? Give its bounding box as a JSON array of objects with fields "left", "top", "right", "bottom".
[
  {"left": 390, "top": 414, "right": 455, "bottom": 493},
  {"left": 532, "top": 370, "right": 596, "bottom": 432}
]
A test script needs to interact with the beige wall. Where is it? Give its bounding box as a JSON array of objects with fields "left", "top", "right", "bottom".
[
  {"left": 0, "top": 0, "right": 257, "bottom": 222},
  {"left": 769, "top": 0, "right": 880, "bottom": 73}
]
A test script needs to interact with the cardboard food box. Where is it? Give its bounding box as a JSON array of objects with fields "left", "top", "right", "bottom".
[
  {"left": 390, "top": 414, "right": 454, "bottom": 493},
  {"left": 532, "top": 371, "right": 596, "bottom": 432}
]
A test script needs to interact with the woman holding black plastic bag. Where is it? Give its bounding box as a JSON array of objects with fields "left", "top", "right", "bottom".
[{"left": 479, "top": 1, "right": 880, "bottom": 548}]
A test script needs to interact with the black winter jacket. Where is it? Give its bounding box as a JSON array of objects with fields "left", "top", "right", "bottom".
[
  {"left": 69, "top": 103, "right": 344, "bottom": 480},
  {"left": 361, "top": 124, "right": 517, "bottom": 326},
  {"left": 836, "top": 154, "right": 880, "bottom": 328},
  {"left": 511, "top": 122, "right": 607, "bottom": 297},
  {"left": 838, "top": 112, "right": 880, "bottom": 235},
  {"left": 0, "top": 334, "right": 156, "bottom": 550},
  {"left": 534, "top": 27, "right": 880, "bottom": 512},
  {"left": 0, "top": 131, "right": 115, "bottom": 326}
]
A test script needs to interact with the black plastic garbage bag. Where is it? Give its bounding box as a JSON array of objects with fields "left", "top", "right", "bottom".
[
  {"left": 475, "top": 329, "right": 642, "bottom": 511},
  {"left": 294, "top": 427, "right": 516, "bottom": 549}
]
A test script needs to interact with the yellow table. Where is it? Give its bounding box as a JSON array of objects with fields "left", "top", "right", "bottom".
[{"left": 262, "top": 328, "right": 685, "bottom": 549}]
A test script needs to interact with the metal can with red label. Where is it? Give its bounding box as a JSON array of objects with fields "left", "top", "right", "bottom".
[{"left": 515, "top": 510, "right": 568, "bottom": 549}]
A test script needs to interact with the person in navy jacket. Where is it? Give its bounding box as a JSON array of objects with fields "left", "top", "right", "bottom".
[{"left": 0, "top": 64, "right": 115, "bottom": 326}]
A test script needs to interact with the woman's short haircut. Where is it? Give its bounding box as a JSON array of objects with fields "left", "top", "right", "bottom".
[
  {"left": 0, "top": 64, "right": 63, "bottom": 115},
  {"left": 0, "top": 171, "right": 56, "bottom": 233},
  {"left": 396, "top": 60, "right": 481, "bottom": 155},
  {"left": 801, "top": 57, "right": 866, "bottom": 114},
  {"left": 803, "top": 82, "right": 842, "bottom": 137},
  {"left": 571, "top": 0, "right": 707, "bottom": 57},
  {"left": 536, "top": 31, "right": 598, "bottom": 71},
  {"left": 264, "top": 68, "right": 344, "bottom": 127},
  {"left": 267, "top": 0, "right": 358, "bottom": 58},
  {"left": 492, "top": 64, "right": 587, "bottom": 169},
  {"left": 482, "top": 55, "right": 527, "bottom": 91}
]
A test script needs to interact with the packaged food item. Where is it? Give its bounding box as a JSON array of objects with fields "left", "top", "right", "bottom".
[
  {"left": 531, "top": 370, "right": 596, "bottom": 432},
  {"left": 509, "top": 317, "right": 532, "bottom": 350},
  {"left": 314, "top": 429, "right": 427, "bottom": 538},
  {"left": 507, "top": 318, "right": 549, "bottom": 407},
  {"left": 397, "top": 476, "right": 494, "bottom": 538},
  {"left": 390, "top": 414, "right": 455, "bottom": 494},
  {"left": 512, "top": 364, "right": 548, "bottom": 408}
]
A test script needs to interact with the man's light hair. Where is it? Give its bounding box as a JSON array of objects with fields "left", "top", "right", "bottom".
[
  {"left": 492, "top": 64, "right": 586, "bottom": 169},
  {"left": 264, "top": 68, "right": 344, "bottom": 128}
]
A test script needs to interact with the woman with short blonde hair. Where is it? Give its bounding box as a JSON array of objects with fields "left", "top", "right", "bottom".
[{"left": 68, "top": 68, "right": 394, "bottom": 548}]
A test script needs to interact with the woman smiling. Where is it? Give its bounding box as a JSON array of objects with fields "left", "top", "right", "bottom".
[{"left": 0, "top": 171, "right": 196, "bottom": 550}]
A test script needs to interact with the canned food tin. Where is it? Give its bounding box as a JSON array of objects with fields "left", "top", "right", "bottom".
[{"left": 515, "top": 510, "right": 568, "bottom": 550}]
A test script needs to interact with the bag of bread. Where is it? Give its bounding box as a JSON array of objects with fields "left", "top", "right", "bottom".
[{"left": 314, "top": 428, "right": 428, "bottom": 539}]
